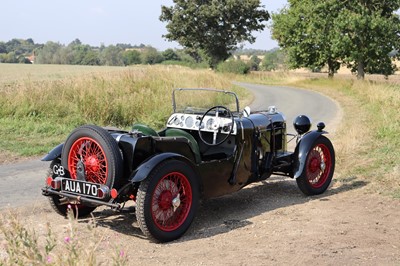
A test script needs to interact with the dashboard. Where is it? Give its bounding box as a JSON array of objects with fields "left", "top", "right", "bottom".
[{"left": 166, "top": 113, "right": 237, "bottom": 135}]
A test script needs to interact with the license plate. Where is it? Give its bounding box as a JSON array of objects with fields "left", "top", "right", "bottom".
[{"left": 61, "top": 179, "right": 101, "bottom": 198}]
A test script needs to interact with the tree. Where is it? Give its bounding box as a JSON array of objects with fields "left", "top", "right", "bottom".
[
  {"left": 272, "top": 0, "right": 341, "bottom": 78},
  {"left": 35, "top": 41, "right": 63, "bottom": 64},
  {"left": 140, "top": 47, "right": 164, "bottom": 65},
  {"left": 0, "top": 42, "right": 6, "bottom": 53},
  {"left": 81, "top": 50, "right": 100, "bottom": 65},
  {"left": 123, "top": 50, "right": 142, "bottom": 65},
  {"left": 248, "top": 55, "right": 261, "bottom": 71},
  {"left": 272, "top": 0, "right": 400, "bottom": 79},
  {"left": 100, "top": 45, "right": 124, "bottom": 66},
  {"left": 261, "top": 48, "right": 287, "bottom": 71},
  {"left": 66, "top": 42, "right": 93, "bottom": 65},
  {"left": 69, "top": 38, "right": 82, "bottom": 46},
  {"left": 162, "top": 48, "right": 180, "bottom": 61},
  {"left": 160, "top": 0, "right": 270, "bottom": 68},
  {"left": 26, "top": 38, "right": 34, "bottom": 45},
  {"left": 332, "top": 0, "right": 400, "bottom": 79},
  {"left": 216, "top": 59, "right": 250, "bottom": 74},
  {"left": 0, "top": 52, "right": 18, "bottom": 63}
]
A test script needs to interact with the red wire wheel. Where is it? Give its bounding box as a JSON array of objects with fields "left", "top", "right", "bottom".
[
  {"left": 305, "top": 143, "right": 332, "bottom": 189},
  {"left": 61, "top": 125, "right": 123, "bottom": 189},
  {"left": 151, "top": 172, "right": 193, "bottom": 231},
  {"left": 68, "top": 137, "right": 108, "bottom": 184},
  {"left": 136, "top": 160, "right": 199, "bottom": 242},
  {"left": 296, "top": 136, "right": 335, "bottom": 195}
]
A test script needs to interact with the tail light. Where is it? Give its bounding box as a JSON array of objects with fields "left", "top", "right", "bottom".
[
  {"left": 47, "top": 177, "right": 62, "bottom": 190},
  {"left": 111, "top": 188, "right": 118, "bottom": 199}
]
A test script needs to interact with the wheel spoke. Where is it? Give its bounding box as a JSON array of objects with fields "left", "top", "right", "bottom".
[
  {"left": 151, "top": 171, "right": 192, "bottom": 231},
  {"left": 306, "top": 143, "right": 332, "bottom": 188},
  {"left": 68, "top": 137, "right": 108, "bottom": 184}
]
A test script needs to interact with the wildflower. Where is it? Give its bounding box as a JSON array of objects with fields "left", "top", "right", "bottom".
[
  {"left": 64, "top": 236, "right": 71, "bottom": 244},
  {"left": 119, "top": 250, "right": 125, "bottom": 257},
  {"left": 47, "top": 255, "right": 52, "bottom": 263}
]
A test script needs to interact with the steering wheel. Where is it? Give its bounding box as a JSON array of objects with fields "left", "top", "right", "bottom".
[{"left": 198, "top": 106, "right": 234, "bottom": 146}]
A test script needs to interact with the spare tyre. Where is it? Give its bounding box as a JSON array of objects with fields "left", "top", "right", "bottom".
[{"left": 61, "top": 124, "right": 123, "bottom": 190}]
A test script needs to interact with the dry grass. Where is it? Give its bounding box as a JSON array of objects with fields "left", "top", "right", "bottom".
[
  {"left": 0, "top": 208, "right": 128, "bottom": 265},
  {"left": 0, "top": 65, "right": 242, "bottom": 128},
  {"left": 0, "top": 64, "right": 126, "bottom": 84},
  {"left": 0, "top": 64, "right": 250, "bottom": 158}
]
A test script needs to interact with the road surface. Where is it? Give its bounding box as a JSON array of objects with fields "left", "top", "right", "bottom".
[{"left": 0, "top": 82, "right": 340, "bottom": 208}]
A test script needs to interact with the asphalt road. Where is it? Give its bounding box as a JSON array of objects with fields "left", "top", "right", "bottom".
[
  {"left": 235, "top": 82, "right": 339, "bottom": 131},
  {"left": 0, "top": 82, "right": 339, "bottom": 209}
]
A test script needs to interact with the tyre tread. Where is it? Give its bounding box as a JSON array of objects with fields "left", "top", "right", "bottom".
[{"left": 136, "top": 160, "right": 199, "bottom": 242}]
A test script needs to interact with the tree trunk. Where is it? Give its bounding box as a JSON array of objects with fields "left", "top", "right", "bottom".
[
  {"left": 357, "top": 59, "right": 365, "bottom": 80},
  {"left": 328, "top": 67, "right": 335, "bottom": 79},
  {"left": 327, "top": 59, "right": 340, "bottom": 79}
]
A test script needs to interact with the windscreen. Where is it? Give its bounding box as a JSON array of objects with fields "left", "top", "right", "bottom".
[{"left": 173, "top": 88, "right": 239, "bottom": 114}]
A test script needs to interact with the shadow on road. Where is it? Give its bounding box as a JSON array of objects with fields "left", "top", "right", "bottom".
[{"left": 88, "top": 175, "right": 367, "bottom": 243}]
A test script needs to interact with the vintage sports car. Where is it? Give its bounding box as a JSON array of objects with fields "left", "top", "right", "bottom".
[{"left": 42, "top": 88, "right": 335, "bottom": 242}]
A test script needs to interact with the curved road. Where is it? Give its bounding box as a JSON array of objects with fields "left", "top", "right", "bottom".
[
  {"left": 0, "top": 82, "right": 340, "bottom": 209},
  {"left": 236, "top": 82, "right": 339, "bottom": 131}
]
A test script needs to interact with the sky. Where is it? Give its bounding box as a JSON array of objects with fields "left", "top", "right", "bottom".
[{"left": 1, "top": 0, "right": 287, "bottom": 51}]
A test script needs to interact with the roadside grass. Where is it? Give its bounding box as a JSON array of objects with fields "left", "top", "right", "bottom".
[
  {"left": 0, "top": 208, "right": 128, "bottom": 265},
  {"left": 0, "top": 117, "right": 69, "bottom": 156},
  {"left": 0, "top": 64, "right": 249, "bottom": 159},
  {"left": 239, "top": 72, "right": 400, "bottom": 197}
]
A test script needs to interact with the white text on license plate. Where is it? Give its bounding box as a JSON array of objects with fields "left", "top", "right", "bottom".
[{"left": 62, "top": 179, "right": 99, "bottom": 197}]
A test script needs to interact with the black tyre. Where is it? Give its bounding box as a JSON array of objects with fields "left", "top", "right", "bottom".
[
  {"left": 136, "top": 160, "right": 199, "bottom": 242},
  {"left": 48, "top": 125, "right": 123, "bottom": 218},
  {"left": 296, "top": 136, "right": 335, "bottom": 196},
  {"left": 62, "top": 125, "right": 123, "bottom": 189},
  {"left": 46, "top": 158, "right": 96, "bottom": 218}
]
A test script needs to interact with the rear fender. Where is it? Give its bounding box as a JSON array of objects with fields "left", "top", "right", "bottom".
[
  {"left": 129, "top": 152, "right": 196, "bottom": 183},
  {"left": 293, "top": 130, "right": 327, "bottom": 179},
  {"left": 41, "top": 143, "right": 64, "bottom": 161}
]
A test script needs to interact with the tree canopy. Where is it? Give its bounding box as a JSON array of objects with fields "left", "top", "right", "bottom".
[
  {"left": 333, "top": 0, "right": 400, "bottom": 78},
  {"left": 272, "top": 0, "right": 400, "bottom": 78},
  {"left": 160, "top": 0, "right": 270, "bottom": 68},
  {"left": 0, "top": 38, "right": 225, "bottom": 69},
  {"left": 272, "top": 0, "right": 341, "bottom": 77},
  {"left": 0, "top": 38, "right": 178, "bottom": 66}
]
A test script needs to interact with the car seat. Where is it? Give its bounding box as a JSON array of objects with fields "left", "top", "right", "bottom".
[
  {"left": 164, "top": 128, "right": 201, "bottom": 163},
  {"left": 131, "top": 123, "right": 159, "bottom": 137}
]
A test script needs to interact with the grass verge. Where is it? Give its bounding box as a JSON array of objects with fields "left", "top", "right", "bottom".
[{"left": 0, "top": 207, "right": 128, "bottom": 265}]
